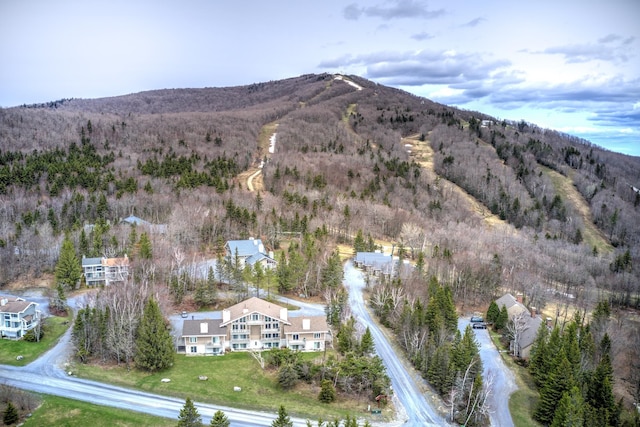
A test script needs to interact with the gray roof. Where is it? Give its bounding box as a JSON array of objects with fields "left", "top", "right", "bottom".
[
  {"left": 82, "top": 257, "right": 102, "bottom": 267},
  {"left": 520, "top": 316, "right": 543, "bottom": 350},
  {"left": 182, "top": 319, "right": 226, "bottom": 336},
  {"left": 122, "top": 215, "right": 150, "bottom": 226},
  {"left": 0, "top": 296, "right": 35, "bottom": 314},
  {"left": 284, "top": 316, "right": 329, "bottom": 334},
  {"left": 226, "top": 239, "right": 266, "bottom": 257}
]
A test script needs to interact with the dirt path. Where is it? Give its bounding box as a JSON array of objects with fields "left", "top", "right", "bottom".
[{"left": 403, "top": 133, "right": 508, "bottom": 229}]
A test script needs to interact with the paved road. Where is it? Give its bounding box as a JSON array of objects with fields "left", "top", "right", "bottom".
[
  {"left": 458, "top": 318, "right": 518, "bottom": 427},
  {"left": 343, "top": 261, "right": 447, "bottom": 426}
]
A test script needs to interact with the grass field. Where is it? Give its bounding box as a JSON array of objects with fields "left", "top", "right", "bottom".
[
  {"left": 22, "top": 395, "right": 175, "bottom": 427},
  {"left": 72, "top": 351, "right": 369, "bottom": 421},
  {"left": 0, "top": 315, "right": 70, "bottom": 366}
]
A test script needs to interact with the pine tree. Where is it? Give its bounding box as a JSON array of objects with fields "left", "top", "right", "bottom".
[
  {"left": 485, "top": 300, "right": 500, "bottom": 325},
  {"left": 360, "top": 327, "right": 375, "bottom": 355},
  {"left": 271, "top": 405, "right": 293, "bottom": 427},
  {"left": 177, "top": 397, "right": 203, "bottom": 427},
  {"left": 139, "top": 232, "right": 152, "bottom": 259},
  {"left": 55, "top": 234, "right": 82, "bottom": 289},
  {"left": 494, "top": 305, "right": 508, "bottom": 330},
  {"left": 534, "top": 353, "right": 575, "bottom": 425},
  {"left": 318, "top": 379, "right": 336, "bottom": 403},
  {"left": 550, "top": 386, "right": 585, "bottom": 427},
  {"left": 528, "top": 322, "right": 549, "bottom": 387},
  {"left": 3, "top": 401, "right": 18, "bottom": 425},
  {"left": 135, "top": 297, "right": 175, "bottom": 372},
  {"left": 278, "top": 363, "right": 299, "bottom": 389},
  {"left": 209, "top": 410, "right": 230, "bottom": 427}
]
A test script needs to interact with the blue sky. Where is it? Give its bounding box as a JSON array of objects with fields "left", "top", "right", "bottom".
[{"left": 1, "top": 0, "right": 639, "bottom": 156}]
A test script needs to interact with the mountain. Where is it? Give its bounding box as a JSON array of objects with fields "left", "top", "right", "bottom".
[{"left": 1, "top": 73, "right": 639, "bottom": 403}]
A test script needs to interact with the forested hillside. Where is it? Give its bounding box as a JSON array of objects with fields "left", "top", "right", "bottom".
[{"left": 1, "top": 73, "right": 639, "bottom": 411}]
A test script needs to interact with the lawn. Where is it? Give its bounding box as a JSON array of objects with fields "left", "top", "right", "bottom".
[
  {"left": 0, "top": 316, "right": 70, "bottom": 366},
  {"left": 22, "top": 395, "right": 175, "bottom": 427},
  {"left": 73, "top": 351, "right": 368, "bottom": 421}
]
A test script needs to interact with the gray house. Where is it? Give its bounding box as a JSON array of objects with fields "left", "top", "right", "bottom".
[{"left": 0, "top": 296, "right": 41, "bottom": 340}]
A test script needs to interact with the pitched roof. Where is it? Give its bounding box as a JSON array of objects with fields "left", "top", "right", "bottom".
[
  {"left": 0, "top": 296, "right": 35, "bottom": 314},
  {"left": 182, "top": 319, "right": 226, "bottom": 336},
  {"left": 284, "top": 316, "right": 329, "bottom": 334},
  {"left": 122, "top": 215, "right": 151, "bottom": 226},
  {"left": 520, "top": 316, "right": 543, "bottom": 350},
  {"left": 495, "top": 293, "right": 529, "bottom": 317},
  {"left": 221, "top": 297, "right": 289, "bottom": 326},
  {"left": 103, "top": 256, "right": 129, "bottom": 267},
  {"left": 226, "top": 239, "right": 266, "bottom": 257}
]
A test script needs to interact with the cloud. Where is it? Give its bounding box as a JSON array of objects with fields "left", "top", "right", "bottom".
[
  {"left": 411, "top": 31, "right": 434, "bottom": 41},
  {"left": 320, "top": 49, "right": 510, "bottom": 86},
  {"left": 532, "top": 35, "right": 636, "bottom": 64},
  {"left": 461, "top": 17, "right": 485, "bottom": 28},
  {"left": 343, "top": 0, "right": 445, "bottom": 21}
]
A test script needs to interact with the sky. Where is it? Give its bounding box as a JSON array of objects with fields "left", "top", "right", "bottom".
[{"left": 1, "top": 0, "right": 639, "bottom": 156}]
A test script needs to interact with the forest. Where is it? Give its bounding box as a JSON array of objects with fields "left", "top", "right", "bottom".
[{"left": 1, "top": 73, "right": 639, "bottom": 425}]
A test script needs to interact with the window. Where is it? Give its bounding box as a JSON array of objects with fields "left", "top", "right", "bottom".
[
  {"left": 189, "top": 337, "right": 197, "bottom": 343},
  {"left": 190, "top": 346, "right": 197, "bottom": 353},
  {"left": 314, "top": 333, "right": 321, "bottom": 339},
  {"left": 212, "top": 337, "right": 219, "bottom": 344},
  {"left": 314, "top": 342, "right": 321, "bottom": 349},
  {"left": 252, "top": 313, "right": 259, "bottom": 321},
  {"left": 292, "top": 334, "right": 299, "bottom": 341}
]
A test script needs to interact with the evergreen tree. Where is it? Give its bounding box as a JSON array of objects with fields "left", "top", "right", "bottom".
[
  {"left": 359, "top": 327, "right": 375, "bottom": 356},
  {"left": 55, "top": 234, "right": 82, "bottom": 289},
  {"left": 494, "top": 305, "right": 508, "bottom": 330},
  {"left": 139, "top": 232, "right": 152, "bottom": 259},
  {"left": 528, "top": 322, "right": 550, "bottom": 387},
  {"left": 3, "top": 401, "right": 18, "bottom": 425},
  {"left": 209, "top": 410, "right": 230, "bottom": 427},
  {"left": 177, "top": 397, "right": 203, "bottom": 427},
  {"left": 278, "top": 363, "right": 299, "bottom": 389},
  {"left": 321, "top": 250, "right": 343, "bottom": 289},
  {"left": 271, "top": 405, "right": 293, "bottom": 427},
  {"left": 318, "top": 379, "right": 336, "bottom": 403},
  {"left": 485, "top": 300, "right": 500, "bottom": 325},
  {"left": 550, "top": 386, "right": 585, "bottom": 427},
  {"left": 135, "top": 297, "right": 175, "bottom": 372},
  {"left": 534, "top": 353, "right": 575, "bottom": 425}
]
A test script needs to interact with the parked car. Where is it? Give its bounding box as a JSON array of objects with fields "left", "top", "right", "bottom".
[
  {"left": 471, "top": 315, "right": 486, "bottom": 329},
  {"left": 181, "top": 311, "right": 188, "bottom": 318}
]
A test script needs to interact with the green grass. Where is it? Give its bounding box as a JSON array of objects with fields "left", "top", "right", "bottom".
[
  {"left": 22, "top": 395, "right": 175, "bottom": 427},
  {"left": 488, "top": 329, "right": 542, "bottom": 427},
  {"left": 0, "top": 316, "right": 70, "bottom": 366},
  {"left": 73, "top": 351, "right": 366, "bottom": 421}
]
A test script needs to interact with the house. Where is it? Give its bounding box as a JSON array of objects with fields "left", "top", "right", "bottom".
[
  {"left": 354, "top": 252, "right": 395, "bottom": 277},
  {"left": 121, "top": 215, "right": 167, "bottom": 234},
  {"left": 0, "top": 296, "right": 41, "bottom": 340},
  {"left": 179, "top": 297, "right": 330, "bottom": 355},
  {"left": 225, "top": 238, "right": 277, "bottom": 270},
  {"left": 181, "top": 319, "right": 227, "bottom": 355},
  {"left": 283, "top": 316, "right": 330, "bottom": 351},
  {"left": 495, "top": 293, "right": 544, "bottom": 359},
  {"left": 81, "top": 255, "right": 130, "bottom": 286}
]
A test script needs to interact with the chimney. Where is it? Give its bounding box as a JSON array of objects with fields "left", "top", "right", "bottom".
[
  {"left": 223, "top": 309, "right": 230, "bottom": 323},
  {"left": 302, "top": 319, "right": 310, "bottom": 330},
  {"left": 280, "top": 307, "right": 288, "bottom": 322},
  {"left": 530, "top": 307, "right": 536, "bottom": 318},
  {"left": 516, "top": 293, "right": 523, "bottom": 304},
  {"left": 200, "top": 322, "right": 208, "bottom": 334},
  {"left": 0, "top": 298, "right": 6, "bottom": 306}
]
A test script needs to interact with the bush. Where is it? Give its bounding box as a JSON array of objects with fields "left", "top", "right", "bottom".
[
  {"left": 318, "top": 379, "right": 336, "bottom": 403},
  {"left": 23, "top": 327, "right": 44, "bottom": 342}
]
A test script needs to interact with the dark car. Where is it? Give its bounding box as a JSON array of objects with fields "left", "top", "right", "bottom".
[{"left": 471, "top": 315, "right": 486, "bottom": 329}]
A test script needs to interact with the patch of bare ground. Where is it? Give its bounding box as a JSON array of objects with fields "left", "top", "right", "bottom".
[
  {"left": 403, "top": 133, "right": 509, "bottom": 230},
  {"left": 4, "top": 273, "right": 53, "bottom": 292},
  {"left": 542, "top": 166, "right": 612, "bottom": 253}
]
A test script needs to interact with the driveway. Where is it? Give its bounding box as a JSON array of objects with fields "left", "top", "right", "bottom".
[
  {"left": 343, "top": 261, "right": 447, "bottom": 426},
  {"left": 458, "top": 318, "right": 518, "bottom": 427}
]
